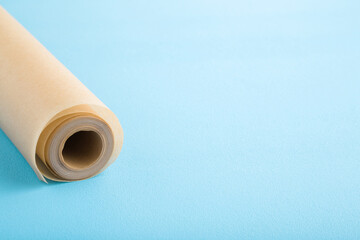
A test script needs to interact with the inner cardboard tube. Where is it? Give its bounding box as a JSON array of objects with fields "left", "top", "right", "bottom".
[
  {"left": 62, "top": 130, "right": 103, "bottom": 170},
  {"left": 45, "top": 115, "right": 114, "bottom": 180}
]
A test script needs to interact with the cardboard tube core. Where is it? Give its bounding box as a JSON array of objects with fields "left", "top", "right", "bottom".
[
  {"left": 61, "top": 130, "right": 103, "bottom": 170},
  {"left": 44, "top": 115, "right": 115, "bottom": 181}
]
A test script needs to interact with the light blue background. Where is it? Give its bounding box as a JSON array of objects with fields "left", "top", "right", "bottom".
[{"left": 0, "top": 0, "right": 359, "bottom": 239}]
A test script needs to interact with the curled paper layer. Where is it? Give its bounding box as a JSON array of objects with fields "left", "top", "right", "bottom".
[{"left": 0, "top": 6, "right": 124, "bottom": 182}]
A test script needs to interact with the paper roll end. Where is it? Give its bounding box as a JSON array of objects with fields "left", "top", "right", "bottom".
[{"left": 41, "top": 115, "right": 114, "bottom": 181}]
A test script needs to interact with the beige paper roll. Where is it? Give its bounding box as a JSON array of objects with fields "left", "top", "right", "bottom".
[{"left": 0, "top": 6, "right": 124, "bottom": 182}]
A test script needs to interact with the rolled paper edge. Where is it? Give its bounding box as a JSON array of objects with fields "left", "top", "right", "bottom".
[
  {"left": 35, "top": 104, "right": 123, "bottom": 182},
  {"left": 48, "top": 115, "right": 114, "bottom": 180}
]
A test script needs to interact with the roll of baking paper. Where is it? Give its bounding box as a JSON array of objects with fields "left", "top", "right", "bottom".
[{"left": 0, "top": 6, "right": 124, "bottom": 182}]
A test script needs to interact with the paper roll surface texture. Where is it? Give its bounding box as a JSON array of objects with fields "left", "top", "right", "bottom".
[{"left": 0, "top": 6, "right": 123, "bottom": 182}]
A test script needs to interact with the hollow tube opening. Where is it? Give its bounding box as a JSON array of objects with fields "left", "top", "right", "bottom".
[{"left": 61, "top": 130, "right": 102, "bottom": 170}]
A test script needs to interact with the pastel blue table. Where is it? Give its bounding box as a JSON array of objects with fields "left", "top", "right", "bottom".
[{"left": 0, "top": 0, "right": 359, "bottom": 239}]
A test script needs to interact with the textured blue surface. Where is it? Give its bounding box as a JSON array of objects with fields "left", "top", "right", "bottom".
[{"left": 0, "top": 0, "right": 360, "bottom": 239}]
